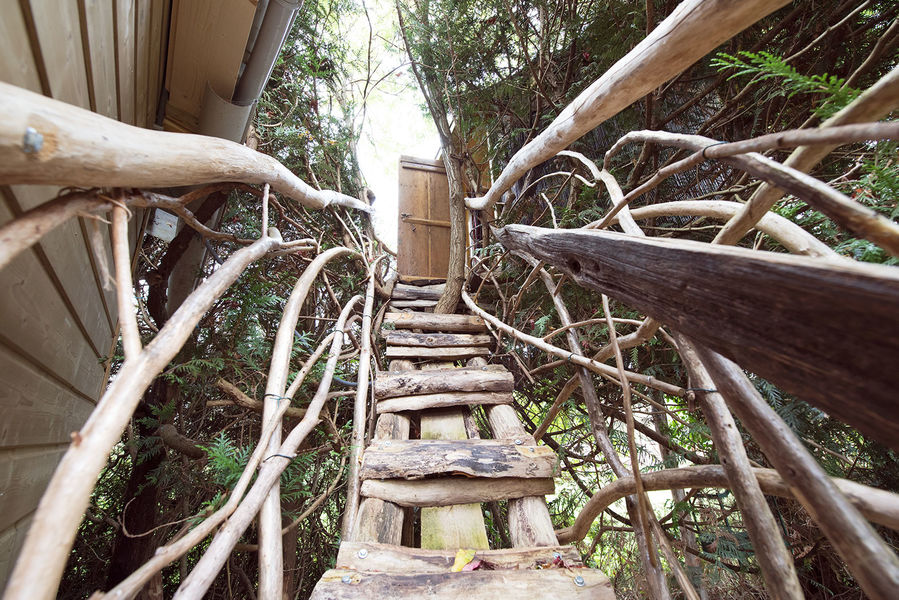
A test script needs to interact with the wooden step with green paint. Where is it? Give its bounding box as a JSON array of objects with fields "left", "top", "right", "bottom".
[{"left": 360, "top": 439, "right": 558, "bottom": 480}]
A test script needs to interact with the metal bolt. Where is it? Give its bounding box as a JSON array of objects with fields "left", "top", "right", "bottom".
[
  {"left": 383, "top": 440, "right": 392, "bottom": 447},
  {"left": 514, "top": 438, "right": 523, "bottom": 445},
  {"left": 357, "top": 549, "right": 368, "bottom": 559},
  {"left": 552, "top": 551, "right": 562, "bottom": 560},
  {"left": 341, "top": 575, "right": 352, "bottom": 584},
  {"left": 573, "top": 575, "right": 585, "bottom": 587},
  {"left": 23, "top": 127, "right": 43, "bottom": 154}
]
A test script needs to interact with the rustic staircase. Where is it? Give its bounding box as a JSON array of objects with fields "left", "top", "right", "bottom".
[{"left": 310, "top": 284, "right": 614, "bottom": 599}]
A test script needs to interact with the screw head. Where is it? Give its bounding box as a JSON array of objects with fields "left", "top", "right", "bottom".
[
  {"left": 23, "top": 127, "right": 43, "bottom": 154},
  {"left": 574, "top": 575, "right": 585, "bottom": 587},
  {"left": 357, "top": 549, "right": 368, "bottom": 559},
  {"left": 514, "top": 438, "right": 523, "bottom": 445},
  {"left": 383, "top": 440, "right": 392, "bottom": 447},
  {"left": 341, "top": 575, "right": 352, "bottom": 584}
]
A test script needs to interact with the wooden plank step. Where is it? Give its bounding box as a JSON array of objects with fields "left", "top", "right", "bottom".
[
  {"left": 384, "top": 311, "right": 487, "bottom": 333},
  {"left": 377, "top": 391, "right": 513, "bottom": 414},
  {"left": 375, "top": 367, "right": 512, "bottom": 400},
  {"left": 385, "top": 331, "right": 493, "bottom": 348},
  {"left": 361, "top": 476, "right": 555, "bottom": 507},
  {"left": 388, "top": 299, "right": 437, "bottom": 309},
  {"left": 361, "top": 439, "right": 558, "bottom": 480},
  {"left": 334, "top": 542, "right": 583, "bottom": 572},
  {"left": 392, "top": 282, "right": 445, "bottom": 300},
  {"left": 385, "top": 346, "right": 489, "bottom": 360},
  {"left": 310, "top": 567, "right": 613, "bottom": 599}
]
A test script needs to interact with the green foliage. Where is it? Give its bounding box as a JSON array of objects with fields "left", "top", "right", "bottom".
[{"left": 711, "top": 50, "right": 860, "bottom": 119}]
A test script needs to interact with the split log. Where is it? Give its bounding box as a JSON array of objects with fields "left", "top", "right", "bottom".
[
  {"left": 0, "top": 82, "right": 369, "bottom": 212},
  {"left": 360, "top": 440, "right": 557, "bottom": 480},
  {"left": 388, "top": 299, "right": 437, "bottom": 309},
  {"left": 334, "top": 542, "right": 582, "bottom": 573},
  {"left": 392, "top": 282, "right": 446, "bottom": 300},
  {"left": 384, "top": 311, "right": 488, "bottom": 333},
  {"left": 376, "top": 391, "right": 513, "bottom": 414},
  {"left": 375, "top": 367, "right": 513, "bottom": 400},
  {"left": 385, "top": 346, "right": 489, "bottom": 360},
  {"left": 495, "top": 224, "right": 899, "bottom": 449},
  {"left": 361, "top": 477, "right": 555, "bottom": 507},
  {"left": 385, "top": 331, "right": 493, "bottom": 347},
  {"left": 310, "top": 568, "right": 613, "bottom": 599}
]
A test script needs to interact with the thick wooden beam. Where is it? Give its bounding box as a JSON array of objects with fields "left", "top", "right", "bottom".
[
  {"left": 375, "top": 368, "right": 513, "bottom": 400},
  {"left": 385, "top": 346, "right": 489, "bottom": 360},
  {"left": 361, "top": 440, "right": 557, "bottom": 480},
  {"left": 311, "top": 568, "right": 613, "bottom": 599},
  {"left": 360, "top": 477, "right": 555, "bottom": 507},
  {"left": 495, "top": 224, "right": 899, "bottom": 448},
  {"left": 385, "top": 331, "right": 493, "bottom": 347},
  {"left": 384, "top": 312, "right": 488, "bottom": 333},
  {"left": 376, "top": 391, "right": 513, "bottom": 414}
]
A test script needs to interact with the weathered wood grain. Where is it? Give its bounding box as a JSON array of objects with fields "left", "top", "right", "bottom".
[
  {"left": 392, "top": 282, "right": 445, "bottom": 300},
  {"left": 384, "top": 311, "right": 488, "bottom": 333},
  {"left": 376, "top": 391, "right": 513, "bottom": 414},
  {"left": 360, "top": 440, "right": 557, "bottom": 480},
  {"left": 384, "top": 345, "right": 490, "bottom": 360},
  {"left": 385, "top": 331, "right": 493, "bottom": 347},
  {"left": 361, "top": 476, "right": 555, "bottom": 507},
  {"left": 334, "top": 542, "right": 583, "bottom": 573},
  {"left": 375, "top": 368, "right": 513, "bottom": 400},
  {"left": 496, "top": 224, "right": 899, "bottom": 449},
  {"left": 310, "top": 567, "right": 613, "bottom": 599}
]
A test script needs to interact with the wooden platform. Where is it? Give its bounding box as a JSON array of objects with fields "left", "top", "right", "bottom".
[{"left": 310, "top": 290, "right": 613, "bottom": 598}]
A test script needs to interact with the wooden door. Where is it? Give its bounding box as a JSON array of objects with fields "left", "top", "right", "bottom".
[{"left": 397, "top": 155, "right": 451, "bottom": 281}]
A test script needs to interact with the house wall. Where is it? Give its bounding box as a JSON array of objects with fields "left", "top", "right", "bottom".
[{"left": 0, "top": 0, "right": 168, "bottom": 587}]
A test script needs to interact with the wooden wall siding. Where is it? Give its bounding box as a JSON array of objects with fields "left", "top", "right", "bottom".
[
  {"left": 0, "top": 0, "right": 167, "bottom": 588},
  {"left": 397, "top": 156, "right": 452, "bottom": 279},
  {"left": 163, "top": 0, "right": 256, "bottom": 132}
]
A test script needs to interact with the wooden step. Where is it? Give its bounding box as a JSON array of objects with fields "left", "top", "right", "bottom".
[
  {"left": 392, "top": 282, "right": 445, "bottom": 300},
  {"left": 385, "top": 346, "right": 490, "bottom": 360},
  {"left": 310, "top": 567, "right": 613, "bottom": 599},
  {"left": 375, "top": 367, "right": 513, "bottom": 400},
  {"left": 385, "top": 331, "right": 493, "bottom": 348},
  {"left": 377, "top": 391, "right": 513, "bottom": 414},
  {"left": 388, "top": 299, "right": 438, "bottom": 309},
  {"left": 361, "top": 439, "right": 558, "bottom": 480},
  {"left": 334, "top": 542, "right": 584, "bottom": 572},
  {"left": 361, "top": 476, "right": 555, "bottom": 507},
  {"left": 384, "top": 311, "right": 488, "bottom": 333}
]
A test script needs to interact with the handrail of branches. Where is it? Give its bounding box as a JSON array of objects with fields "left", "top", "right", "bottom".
[
  {"left": 465, "top": 0, "right": 790, "bottom": 212},
  {"left": 4, "top": 200, "right": 286, "bottom": 599},
  {"left": 0, "top": 82, "right": 371, "bottom": 213},
  {"left": 556, "top": 465, "right": 899, "bottom": 544}
]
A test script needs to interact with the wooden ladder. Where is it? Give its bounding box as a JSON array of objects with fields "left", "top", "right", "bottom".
[{"left": 310, "top": 285, "right": 614, "bottom": 598}]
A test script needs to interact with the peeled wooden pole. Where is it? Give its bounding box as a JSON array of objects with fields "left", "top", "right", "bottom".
[
  {"left": 0, "top": 82, "right": 371, "bottom": 212},
  {"left": 341, "top": 260, "right": 378, "bottom": 540},
  {"left": 556, "top": 465, "right": 899, "bottom": 543},
  {"left": 175, "top": 296, "right": 362, "bottom": 600},
  {"left": 694, "top": 347, "right": 899, "bottom": 600},
  {"left": 714, "top": 65, "right": 899, "bottom": 245},
  {"left": 4, "top": 233, "right": 282, "bottom": 600},
  {"left": 465, "top": 0, "right": 790, "bottom": 212},
  {"left": 256, "top": 247, "right": 358, "bottom": 598}
]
